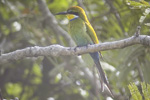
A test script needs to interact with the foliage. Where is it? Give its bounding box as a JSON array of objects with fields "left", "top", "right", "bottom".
[
  {"left": 0, "top": 0, "right": 150, "bottom": 100},
  {"left": 126, "top": 0, "right": 150, "bottom": 26},
  {"left": 128, "top": 82, "right": 150, "bottom": 100}
]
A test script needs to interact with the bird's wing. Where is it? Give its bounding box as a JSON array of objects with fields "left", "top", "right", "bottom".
[
  {"left": 85, "top": 22, "right": 103, "bottom": 59},
  {"left": 85, "top": 22, "right": 99, "bottom": 44}
]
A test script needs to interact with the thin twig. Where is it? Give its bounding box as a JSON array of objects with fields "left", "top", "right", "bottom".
[
  {"left": 134, "top": 26, "right": 141, "bottom": 37},
  {"left": 0, "top": 89, "right": 3, "bottom": 100},
  {"left": 136, "top": 59, "right": 144, "bottom": 82},
  {"left": 105, "top": 0, "right": 125, "bottom": 34}
]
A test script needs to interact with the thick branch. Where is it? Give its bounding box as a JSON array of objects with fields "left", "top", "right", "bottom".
[{"left": 0, "top": 35, "right": 150, "bottom": 64}]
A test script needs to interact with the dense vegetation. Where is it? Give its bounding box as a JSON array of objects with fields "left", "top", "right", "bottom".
[{"left": 0, "top": 0, "right": 150, "bottom": 100}]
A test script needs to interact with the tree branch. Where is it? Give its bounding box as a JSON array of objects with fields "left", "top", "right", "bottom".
[
  {"left": 37, "top": 0, "right": 75, "bottom": 46},
  {"left": 0, "top": 35, "right": 150, "bottom": 64}
]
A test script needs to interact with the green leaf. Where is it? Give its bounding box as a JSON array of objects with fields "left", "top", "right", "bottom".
[
  {"left": 141, "top": 82, "right": 150, "bottom": 100},
  {"left": 128, "top": 83, "right": 142, "bottom": 100},
  {"left": 5, "top": 83, "right": 22, "bottom": 97},
  {"left": 126, "top": 0, "right": 150, "bottom": 9},
  {"left": 30, "top": 63, "right": 42, "bottom": 84}
]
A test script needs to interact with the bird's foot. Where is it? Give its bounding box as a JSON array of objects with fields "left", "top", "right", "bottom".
[
  {"left": 74, "top": 46, "right": 81, "bottom": 56},
  {"left": 74, "top": 45, "right": 89, "bottom": 56}
]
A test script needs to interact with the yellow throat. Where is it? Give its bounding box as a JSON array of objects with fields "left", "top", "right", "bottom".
[{"left": 66, "top": 14, "right": 79, "bottom": 21}]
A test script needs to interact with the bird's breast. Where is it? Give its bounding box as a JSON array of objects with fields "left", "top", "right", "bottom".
[{"left": 69, "top": 19, "right": 92, "bottom": 46}]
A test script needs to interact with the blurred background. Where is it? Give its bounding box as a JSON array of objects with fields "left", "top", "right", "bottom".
[{"left": 0, "top": 0, "right": 150, "bottom": 100}]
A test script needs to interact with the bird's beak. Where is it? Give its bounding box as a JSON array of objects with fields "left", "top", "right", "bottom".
[{"left": 55, "top": 11, "right": 68, "bottom": 15}]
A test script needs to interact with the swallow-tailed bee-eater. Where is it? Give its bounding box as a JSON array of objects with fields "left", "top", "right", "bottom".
[{"left": 56, "top": 6, "right": 113, "bottom": 97}]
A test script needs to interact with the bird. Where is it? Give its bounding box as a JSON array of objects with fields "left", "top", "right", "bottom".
[{"left": 56, "top": 6, "right": 113, "bottom": 97}]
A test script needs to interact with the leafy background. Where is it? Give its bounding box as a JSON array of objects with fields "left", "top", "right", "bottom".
[{"left": 0, "top": 0, "right": 150, "bottom": 100}]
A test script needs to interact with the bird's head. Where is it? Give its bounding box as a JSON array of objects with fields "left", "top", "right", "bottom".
[{"left": 56, "top": 6, "right": 88, "bottom": 22}]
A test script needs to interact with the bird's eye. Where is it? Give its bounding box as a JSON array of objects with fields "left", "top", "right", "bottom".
[
  {"left": 67, "top": 10, "right": 72, "bottom": 13},
  {"left": 67, "top": 10, "right": 78, "bottom": 15}
]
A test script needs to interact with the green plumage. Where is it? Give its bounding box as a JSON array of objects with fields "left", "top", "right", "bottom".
[
  {"left": 56, "top": 6, "right": 113, "bottom": 97},
  {"left": 68, "top": 17, "right": 93, "bottom": 46}
]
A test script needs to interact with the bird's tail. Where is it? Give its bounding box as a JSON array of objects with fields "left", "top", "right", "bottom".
[{"left": 90, "top": 52, "right": 113, "bottom": 97}]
